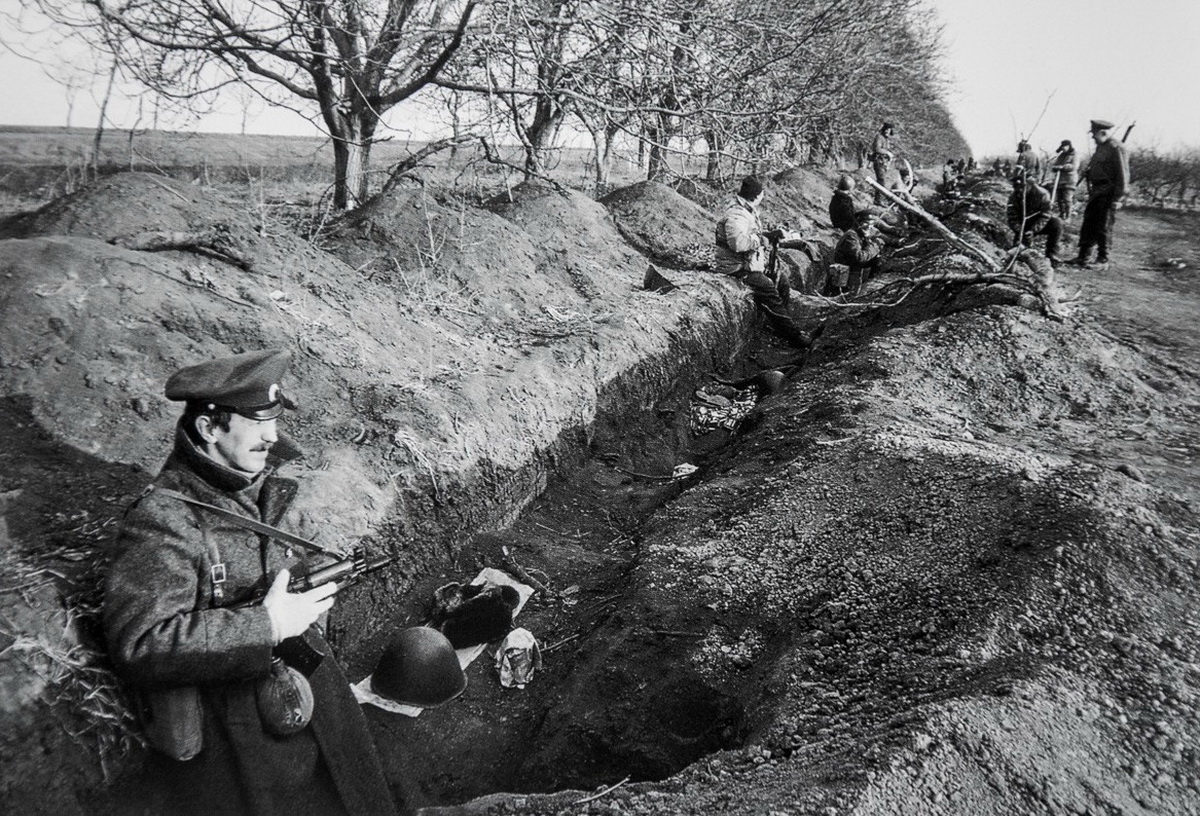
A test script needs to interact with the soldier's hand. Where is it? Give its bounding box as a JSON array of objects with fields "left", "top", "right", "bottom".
[{"left": 262, "top": 569, "right": 338, "bottom": 643}]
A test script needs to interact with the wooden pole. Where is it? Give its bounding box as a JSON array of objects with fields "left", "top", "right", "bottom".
[{"left": 863, "top": 177, "right": 1000, "bottom": 272}]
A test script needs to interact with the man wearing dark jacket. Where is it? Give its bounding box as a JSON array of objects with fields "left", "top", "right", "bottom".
[
  {"left": 829, "top": 175, "right": 858, "bottom": 230},
  {"left": 1007, "top": 169, "right": 1064, "bottom": 266},
  {"left": 829, "top": 211, "right": 883, "bottom": 296},
  {"left": 1069, "top": 119, "right": 1130, "bottom": 269},
  {"left": 104, "top": 349, "right": 397, "bottom": 816}
]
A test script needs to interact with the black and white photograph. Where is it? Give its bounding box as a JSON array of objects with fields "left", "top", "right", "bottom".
[{"left": 0, "top": 0, "right": 1197, "bottom": 813}]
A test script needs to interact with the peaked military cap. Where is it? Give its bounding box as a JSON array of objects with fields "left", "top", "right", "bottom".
[
  {"left": 1089, "top": 119, "right": 1114, "bottom": 131},
  {"left": 165, "top": 349, "right": 296, "bottom": 420}
]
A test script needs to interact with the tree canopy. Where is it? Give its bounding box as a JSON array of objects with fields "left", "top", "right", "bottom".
[{"left": 15, "top": 0, "right": 968, "bottom": 207}]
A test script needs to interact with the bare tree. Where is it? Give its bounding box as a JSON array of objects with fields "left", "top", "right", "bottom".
[{"left": 24, "top": 0, "right": 480, "bottom": 209}]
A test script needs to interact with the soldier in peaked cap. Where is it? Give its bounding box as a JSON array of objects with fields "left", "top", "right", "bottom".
[
  {"left": 104, "top": 349, "right": 397, "bottom": 816},
  {"left": 1068, "top": 119, "right": 1130, "bottom": 269}
]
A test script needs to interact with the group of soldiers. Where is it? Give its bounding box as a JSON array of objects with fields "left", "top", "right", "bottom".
[
  {"left": 714, "top": 116, "right": 1132, "bottom": 349},
  {"left": 1005, "top": 120, "right": 1131, "bottom": 269}
]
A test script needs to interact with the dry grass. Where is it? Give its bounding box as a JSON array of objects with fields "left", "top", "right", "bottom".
[
  {"left": 3, "top": 628, "right": 142, "bottom": 781},
  {"left": 0, "top": 525, "right": 141, "bottom": 779}
]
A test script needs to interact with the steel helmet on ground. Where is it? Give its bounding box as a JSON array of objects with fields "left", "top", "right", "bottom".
[{"left": 371, "top": 627, "right": 467, "bottom": 708}]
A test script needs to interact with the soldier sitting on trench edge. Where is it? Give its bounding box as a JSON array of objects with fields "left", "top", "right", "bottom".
[
  {"left": 714, "top": 175, "right": 825, "bottom": 351},
  {"left": 828, "top": 211, "right": 884, "bottom": 298}
]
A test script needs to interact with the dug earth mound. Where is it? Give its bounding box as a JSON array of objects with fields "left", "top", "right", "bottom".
[{"left": 1, "top": 168, "right": 1198, "bottom": 815}]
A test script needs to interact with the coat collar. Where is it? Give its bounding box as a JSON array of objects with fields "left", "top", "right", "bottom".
[{"left": 165, "top": 419, "right": 267, "bottom": 495}]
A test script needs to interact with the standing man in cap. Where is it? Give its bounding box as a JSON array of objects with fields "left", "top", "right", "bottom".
[
  {"left": 869, "top": 122, "right": 896, "bottom": 205},
  {"left": 1049, "top": 140, "right": 1079, "bottom": 221},
  {"left": 714, "top": 176, "right": 824, "bottom": 351},
  {"left": 1069, "top": 119, "right": 1130, "bottom": 269},
  {"left": 104, "top": 349, "right": 398, "bottom": 816}
]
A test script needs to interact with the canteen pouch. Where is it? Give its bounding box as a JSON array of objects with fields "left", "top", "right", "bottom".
[
  {"left": 255, "top": 657, "right": 314, "bottom": 736},
  {"left": 141, "top": 686, "right": 204, "bottom": 761}
]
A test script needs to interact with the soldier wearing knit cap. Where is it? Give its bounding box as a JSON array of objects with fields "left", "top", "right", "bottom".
[
  {"left": 714, "top": 176, "right": 824, "bottom": 351},
  {"left": 1049, "top": 139, "right": 1079, "bottom": 221},
  {"left": 1068, "top": 119, "right": 1130, "bottom": 269},
  {"left": 104, "top": 348, "right": 397, "bottom": 816}
]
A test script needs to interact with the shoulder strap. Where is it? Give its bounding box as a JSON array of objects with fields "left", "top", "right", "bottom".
[{"left": 151, "top": 486, "right": 348, "bottom": 560}]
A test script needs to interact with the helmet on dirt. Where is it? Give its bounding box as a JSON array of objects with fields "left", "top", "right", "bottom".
[{"left": 371, "top": 627, "right": 467, "bottom": 708}]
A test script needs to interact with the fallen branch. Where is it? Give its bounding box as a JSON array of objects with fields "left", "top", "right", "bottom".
[
  {"left": 476, "top": 137, "right": 571, "bottom": 197},
  {"left": 378, "top": 135, "right": 477, "bottom": 198},
  {"left": 864, "top": 177, "right": 1000, "bottom": 272},
  {"left": 501, "top": 545, "right": 553, "bottom": 599},
  {"left": 543, "top": 633, "right": 580, "bottom": 653},
  {"left": 649, "top": 629, "right": 705, "bottom": 637},
  {"left": 109, "top": 227, "right": 253, "bottom": 270},
  {"left": 575, "top": 776, "right": 631, "bottom": 805}
]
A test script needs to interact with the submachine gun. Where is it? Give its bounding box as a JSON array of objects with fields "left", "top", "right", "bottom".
[
  {"left": 237, "top": 549, "right": 395, "bottom": 675},
  {"left": 231, "top": 548, "right": 395, "bottom": 609},
  {"left": 150, "top": 486, "right": 396, "bottom": 676}
]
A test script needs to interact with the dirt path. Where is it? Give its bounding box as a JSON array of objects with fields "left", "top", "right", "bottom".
[{"left": 1057, "top": 207, "right": 1200, "bottom": 501}]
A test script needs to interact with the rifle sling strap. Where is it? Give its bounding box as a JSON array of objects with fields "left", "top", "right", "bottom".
[{"left": 152, "top": 487, "right": 348, "bottom": 560}]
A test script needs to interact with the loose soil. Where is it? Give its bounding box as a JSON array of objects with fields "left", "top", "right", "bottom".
[{"left": 1, "top": 165, "right": 1198, "bottom": 816}]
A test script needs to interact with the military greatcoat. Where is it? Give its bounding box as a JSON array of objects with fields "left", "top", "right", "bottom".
[{"left": 104, "top": 422, "right": 397, "bottom": 816}]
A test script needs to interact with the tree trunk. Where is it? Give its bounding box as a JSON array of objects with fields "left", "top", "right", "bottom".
[
  {"left": 523, "top": 97, "right": 564, "bottom": 176},
  {"left": 92, "top": 61, "right": 119, "bottom": 174},
  {"left": 646, "top": 121, "right": 668, "bottom": 182},
  {"left": 331, "top": 114, "right": 377, "bottom": 210},
  {"left": 704, "top": 130, "right": 721, "bottom": 182}
]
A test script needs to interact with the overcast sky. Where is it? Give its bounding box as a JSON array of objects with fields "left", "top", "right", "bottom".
[
  {"left": 0, "top": 0, "right": 1197, "bottom": 159},
  {"left": 932, "top": 0, "right": 1200, "bottom": 157}
]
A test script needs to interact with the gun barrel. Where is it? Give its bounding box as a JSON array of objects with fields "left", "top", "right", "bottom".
[{"left": 291, "top": 558, "right": 360, "bottom": 592}]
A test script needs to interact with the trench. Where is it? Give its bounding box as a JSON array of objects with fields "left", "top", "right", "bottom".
[
  {"left": 339, "top": 249, "right": 1063, "bottom": 812},
  {"left": 349, "top": 307, "right": 803, "bottom": 811}
]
